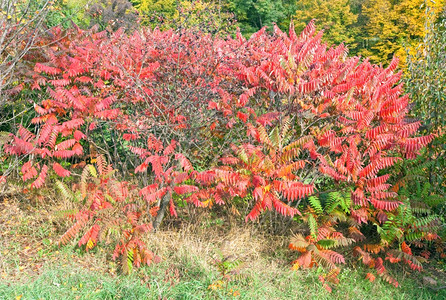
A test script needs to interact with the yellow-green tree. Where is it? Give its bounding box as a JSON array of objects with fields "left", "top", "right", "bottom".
[
  {"left": 359, "top": 0, "right": 398, "bottom": 62},
  {"left": 131, "top": 0, "right": 178, "bottom": 28},
  {"left": 292, "top": 0, "right": 357, "bottom": 46},
  {"left": 132, "top": 0, "right": 235, "bottom": 34},
  {"left": 359, "top": 0, "right": 445, "bottom": 64}
]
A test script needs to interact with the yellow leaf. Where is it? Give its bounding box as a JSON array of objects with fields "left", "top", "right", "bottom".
[
  {"left": 202, "top": 199, "right": 213, "bottom": 208},
  {"left": 86, "top": 239, "right": 94, "bottom": 250},
  {"left": 16, "top": 295, "right": 22, "bottom": 300},
  {"left": 292, "top": 262, "right": 300, "bottom": 271}
]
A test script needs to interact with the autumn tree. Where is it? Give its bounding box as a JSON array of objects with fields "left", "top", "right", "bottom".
[
  {"left": 292, "top": 0, "right": 357, "bottom": 46},
  {"left": 406, "top": 13, "right": 446, "bottom": 134},
  {"left": 132, "top": 0, "right": 236, "bottom": 34},
  {"left": 131, "top": 0, "right": 178, "bottom": 28},
  {"left": 358, "top": 0, "right": 445, "bottom": 64},
  {"left": 42, "top": 0, "right": 90, "bottom": 28},
  {"left": 400, "top": 14, "right": 446, "bottom": 218}
]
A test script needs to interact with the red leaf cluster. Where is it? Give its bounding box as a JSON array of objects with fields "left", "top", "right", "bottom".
[{"left": 3, "top": 21, "right": 435, "bottom": 279}]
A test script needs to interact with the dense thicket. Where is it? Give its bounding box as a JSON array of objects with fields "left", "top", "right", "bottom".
[
  {"left": 399, "top": 15, "right": 446, "bottom": 230},
  {"left": 0, "top": 0, "right": 444, "bottom": 291}
]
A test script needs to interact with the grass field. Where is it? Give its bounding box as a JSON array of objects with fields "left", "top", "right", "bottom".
[
  {"left": 1, "top": 194, "right": 445, "bottom": 300},
  {"left": 1, "top": 260, "right": 445, "bottom": 299}
]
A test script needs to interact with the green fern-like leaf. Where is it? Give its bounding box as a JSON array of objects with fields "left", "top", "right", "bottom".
[
  {"left": 325, "top": 192, "right": 349, "bottom": 213},
  {"left": 88, "top": 164, "right": 98, "bottom": 178},
  {"left": 414, "top": 215, "right": 438, "bottom": 228},
  {"left": 407, "top": 161, "right": 435, "bottom": 177},
  {"left": 317, "top": 239, "right": 337, "bottom": 249},
  {"left": 127, "top": 249, "right": 134, "bottom": 271},
  {"left": 377, "top": 221, "right": 404, "bottom": 243},
  {"left": 270, "top": 125, "right": 280, "bottom": 148},
  {"left": 257, "top": 124, "right": 272, "bottom": 147},
  {"left": 421, "top": 182, "right": 431, "bottom": 198},
  {"left": 280, "top": 116, "right": 292, "bottom": 144},
  {"left": 404, "top": 231, "right": 424, "bottom": 242},
  {"left": 55, "top": 180, "right": 74, "bottom": 202},
  {"left": 105, "top": 194, "right": 116, "bottom": 204},
  {"left": 237, "top": 148, "right": 249, "bottom": 164},
  {"left": 425, "top": 194, "right": 445, "bottom": 207},
  {"left": 409, "top": 201, "right": 432, "bottom": 215},
  {"left": 340, "top": 192, "right": 352, "bottom": 212},
  {"left": 308, "top": 196, "right": 323, "bottom": 215},
  {"left": 282, "top": 135, "right": 312, "bottom": 153},
  {"left": 307, "top": 213, "right": 318, "bottom": 238}
]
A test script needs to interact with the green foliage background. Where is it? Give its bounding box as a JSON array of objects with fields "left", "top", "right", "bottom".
[{"left": 44, "top": 0, "right": 445, "bottom": 65}]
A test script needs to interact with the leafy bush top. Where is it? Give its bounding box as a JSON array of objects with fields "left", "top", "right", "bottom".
[{"left": 1, "top": 21, "right": 439, "bottom": 286}]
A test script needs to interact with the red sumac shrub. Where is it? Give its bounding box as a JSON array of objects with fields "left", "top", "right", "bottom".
[{"left": 2, "top": 21, "right": 438, "bottom": 283}]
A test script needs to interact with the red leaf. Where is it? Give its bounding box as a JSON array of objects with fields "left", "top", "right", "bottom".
[
  {"left": 53, "top": 162, "right": 71, "bottom": 177},
  {"left": 175, "top": 153, "right": 193, "bottom": 172},
  {"left": 31, "top": 165, "right": 48, "bottom": 189},
  {"left": 174, "top": 185, "right": 198, "bottom": 195},
  {"left": 55, "top": 139, "right": 76, "bottom": 151},
  {"left": 149, "top": 206, "right": 160, "bottom": 217},
  {"left": 297, "top": 251, "right": 312, "bottom": 268},
  {"left": 237, "top": 111, "right": 248, "bottom": 123},
  {"left": 22, "top": 162, "right": 38, "bottom": 181},
  {"left": 375, "top": 257, "right": 385, "bottom": 274},
  {"left": 73, "top": 130, "right": 86, "bottom": 141},
  {"left": 62, "top": 118, "right": 85, "bottom": 130},
  {"left": 245, "top": 202, "right": 262, "bottom": 222},
  {"left": 89, "top": 122, "right": 96, "bottom": 131},
  {"left": 256, "top": 112, "right": 280, "bottom": 126},
  {"left": 169, "top": 199, "right": 177, "bottom": 217}
]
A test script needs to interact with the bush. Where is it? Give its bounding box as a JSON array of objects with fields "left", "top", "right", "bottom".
[{"left": 1, "top": 20, "right": 441, "bottom": 288}]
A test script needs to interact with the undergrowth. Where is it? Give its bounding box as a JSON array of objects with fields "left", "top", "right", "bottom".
[{"left": 1, "top": 195, "right": 445, "bottom": 299}]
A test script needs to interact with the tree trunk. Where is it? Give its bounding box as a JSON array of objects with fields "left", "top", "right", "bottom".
[{"left": 153, "top": 189, "right": 171, "bottom": 230}]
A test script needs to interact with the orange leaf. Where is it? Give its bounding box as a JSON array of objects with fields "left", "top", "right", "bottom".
[{"left": 365, "top": 273, "right": 376, "bottom": 282}]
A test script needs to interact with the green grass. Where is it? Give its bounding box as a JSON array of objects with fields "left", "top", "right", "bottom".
[{"left": 1, "top": 257, "right": 445, "bottom": 300}]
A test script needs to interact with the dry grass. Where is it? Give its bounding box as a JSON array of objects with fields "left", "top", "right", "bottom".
[
  {"left": 0, "top": 187, "right": 288, "bottom": 284},
  {"left": 0, "top": 186, "right": 109, "bottom": 282},
  {"left": 144, "top": 223, "right": 290, "bottom": 279}
]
